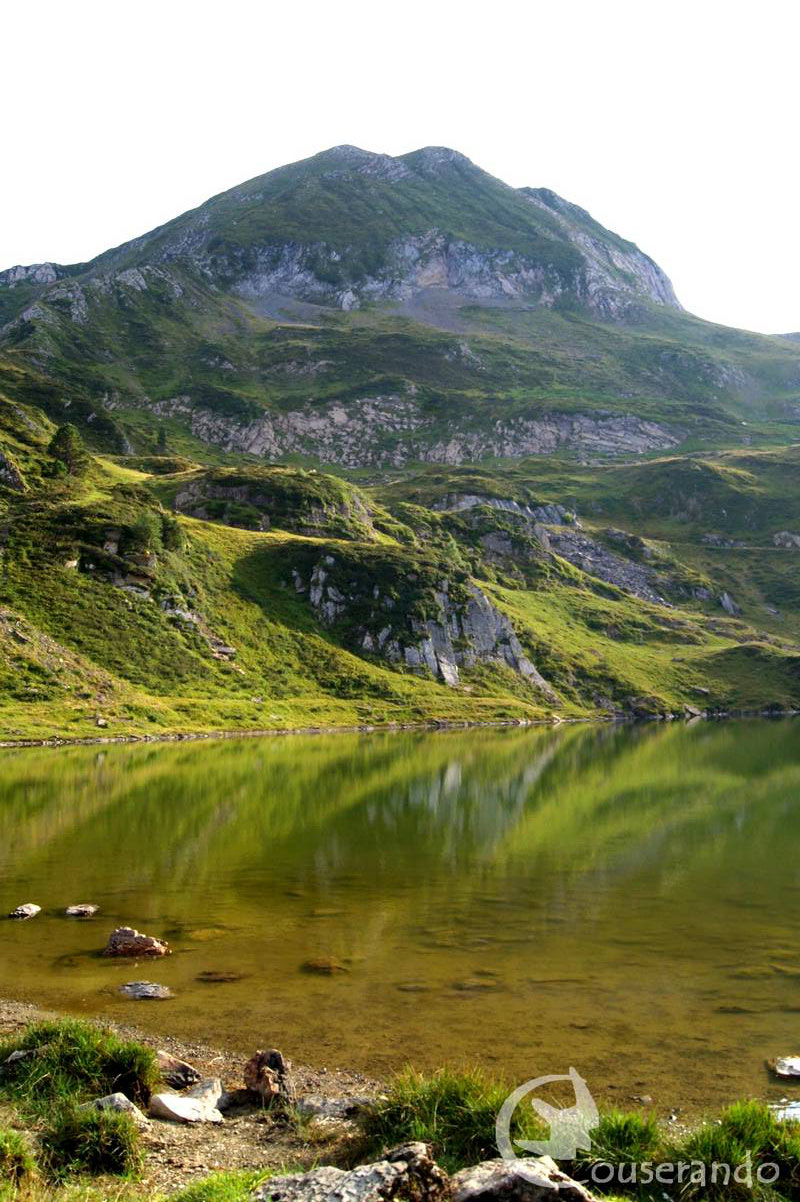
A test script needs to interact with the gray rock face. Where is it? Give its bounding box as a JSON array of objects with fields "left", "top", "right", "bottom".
[
  {"left": 719, "top": 591, "right": 742, "bottom": 616},
  {"left": 0, "top": 262, "right": 63, "bottom": 288},
  {"left": 451, "top": 1155, "right": 598, "bottom": 1201},
  {"left": 252, "top": 1142, "right": 448, "bottom": 1202},
  {"left": 547, "top": 529, "right": 670, "bottom": 606},
  {"left": 433, "top": 495, "right": 576, "bottom": 526},
  {"left": 299, "top": 556, "right": 555, "bottom": 696},
  {"left": 151, "top": 395, "right": 680, "bottom": 469},
  {"left": 0, "top": 449, "right": 24, "bottom": 491}
]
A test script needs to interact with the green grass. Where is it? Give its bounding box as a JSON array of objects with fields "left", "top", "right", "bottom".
[
  {"left": 40, "top": 1109, "right": 141, "bottom": 1182},
  {"left": 0, "top": 1126, "right": 35, "bottom": 1186},
  {"left": 168, "top": 1170, "right": 276, "bottom": 1201},
  {"left": 0, "top": 1020, "right": 158, "bottom": 1117},
  {"left": 358, "top": 1067, "right": 546, "bottom": 1174}
]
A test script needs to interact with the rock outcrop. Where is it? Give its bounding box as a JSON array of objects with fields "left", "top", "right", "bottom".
[
  {"left": 293, "top": 552, "right": 556, "bottom": 696},
  {"left": 546, "top": 529, "right": 670, "bottom": 606},
  {"left": 0, "top": 449, "right": 24, "bottom": 492},
  {"left": 152, "top": 396, "right": 680, "bottom": 468},
  {"left": 252, "top": 1142, "right": 448, "bottom": 1202},
  {"left": 252, "top": 1145, "right": 598, "bottom": 1202}
]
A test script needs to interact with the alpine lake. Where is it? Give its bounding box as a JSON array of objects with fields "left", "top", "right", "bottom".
[{"left": 2, "top": 717, "right": 799, "bottom": 1119}]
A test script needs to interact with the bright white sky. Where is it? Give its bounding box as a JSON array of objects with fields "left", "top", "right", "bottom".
[{"left": 2, "top": 0, "right": 798, "bottom": 334}]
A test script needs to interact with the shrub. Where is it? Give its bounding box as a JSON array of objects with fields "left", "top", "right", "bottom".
[
  {"left": 123, "top": 511, "right": 163, "bottom": 555},
  {"left": 0, "top": 1018, "right": 158, "bottom": 1115},
  {"left": 358, "top": 1067, "right": 545, "bottom": 1173},
  {"left": 49, "top": 424, "right": 89, "bottom": 476},
  {"left": 40, "top": 1107, "right": 141, "bottom": 1180},
  {"left": 0, "top": 1127, "right": 34, "bottom": 1185}
]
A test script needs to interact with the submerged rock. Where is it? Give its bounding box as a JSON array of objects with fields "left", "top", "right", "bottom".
[
  {"left": 301, "top": 958, "right": 349, "bottom": 975},
  {"left": 252, "top": 1142, "right": 448, "bottom": 1202},
  {"left": 8, "top": 904, "right": 40, "bottom": 920},
  {"left": 119, "top": 981, "right": 173, "bottom": 1001},
  {"left": 66, "top": 904, "right": 99, "bottom": 917},
  {"left": 103, "top": 926, "right": 171, "bottom": 957}
]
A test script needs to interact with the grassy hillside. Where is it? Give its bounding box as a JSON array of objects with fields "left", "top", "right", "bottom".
[{"left": 0, "top": 391, "right": 798, "bottom": 741}]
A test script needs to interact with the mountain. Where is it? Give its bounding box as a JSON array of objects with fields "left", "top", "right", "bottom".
[
  {"left": 3, "top": 145, "right": 800, "bottom": 468},
  {"left": 0, "top": 147, "right": 799, "bottom": 740}
]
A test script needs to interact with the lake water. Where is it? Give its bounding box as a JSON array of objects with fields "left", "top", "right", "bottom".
[{"left": 1, "top": 719, "right": 799, "bottom": 1117}]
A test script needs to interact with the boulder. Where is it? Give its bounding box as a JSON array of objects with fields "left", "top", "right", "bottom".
[
  {"left": 156, "top": 1049, "right": 201, "bottom": 1089},
  {"left": 119, "top": 981, "right": 173, "bottom": 1000},
  {"left": 252, "top": 1142, "right": 447, "bottom": 1202},
  {"left": 83, "top": 1092, "right": 149, "bottom": 1127},
  {"left": 103, "top": 926, "right": 171, "bottom": 957},
  {"left": 244, "top": 1048, "right": 296, "bottom": 1105},
  {"left": 149, "top": 1087, "right": 223, "bottom": 1124},
  {"left": 8, "top": 904, "right": 41, "bottom": 920},
  {"left": 451, "top": 1156, "right": 598, "bottom": 1201},
  {"left": 66, "top": 904, "right": 99, "bottom": 917}
]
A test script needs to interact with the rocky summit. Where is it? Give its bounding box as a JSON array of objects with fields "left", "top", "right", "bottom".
[{"left": 0, "top": 146, "right": 800, "bottom": 736}]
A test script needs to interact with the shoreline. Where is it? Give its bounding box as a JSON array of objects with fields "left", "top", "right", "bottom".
[{"left": 0, "top": 706, "right": 795, "bottom": 751}]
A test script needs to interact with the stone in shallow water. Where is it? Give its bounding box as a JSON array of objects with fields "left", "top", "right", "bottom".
[
  {"left": 120, "top": 981, "right": 173, "bottom": 1000},
  {"left": 196, "top": 970, "right": 245, "bottom": 984},
  {"left": 104, "top": 926, "right": 171, "bottom": 957},
  {"left": 301, "top": 958, "right": 348, "bottom": 975},
  {"left": 8, "top": 903, "right": 40, "bottom": 920},
  {"left": 773, "top": 1056, "right": 800, "bottom": 1078},
  {"left": 66, "top": 904, "right": 99, "bottom": 917}
]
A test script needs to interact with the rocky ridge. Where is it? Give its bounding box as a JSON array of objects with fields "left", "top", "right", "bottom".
[{"left": 148, "top": 395, "right": 680, "bottom": 467}]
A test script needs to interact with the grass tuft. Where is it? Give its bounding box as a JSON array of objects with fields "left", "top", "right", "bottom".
[
  {"left": 0, "top": 1126, "right": 35, "bottom": 1186},
  {"left": 358, "top": 1066, "right": 545, "bottom": 1173},
  {"left": 0, "top": 1019, "right": 158, "bottom": 1117},
  {"left": 40, "top": 1107, "right": 142, "bottom": 1181}
]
